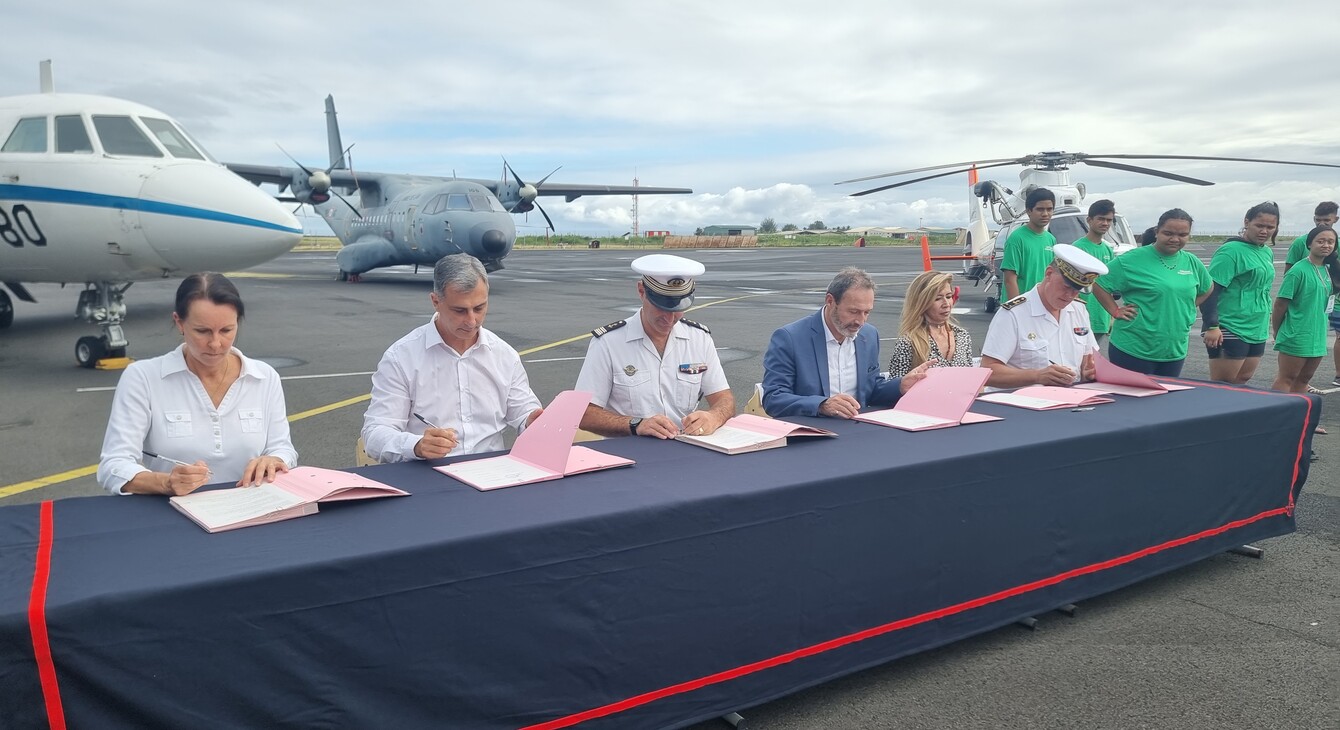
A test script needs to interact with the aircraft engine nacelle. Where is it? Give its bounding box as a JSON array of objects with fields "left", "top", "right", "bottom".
[
  {"left": 288, "top": 170, "right": 332, "bottom": 205},
  {"left": 510, "top": 199, "right": 535, "bottom": 213}
]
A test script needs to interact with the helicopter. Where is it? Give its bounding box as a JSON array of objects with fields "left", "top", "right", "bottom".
[{"left": 837, "top": 151, "right": 1340, "bottom": 312}]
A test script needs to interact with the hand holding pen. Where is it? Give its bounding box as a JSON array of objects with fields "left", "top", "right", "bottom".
[
  {"left": 412, "top": 412, "right": 459, "bottom": 459},
  {"left": 143, "top": 451, "right": 212, "bottom": 496}
]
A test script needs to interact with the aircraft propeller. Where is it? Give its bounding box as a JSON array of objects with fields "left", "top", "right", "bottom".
[
  {"left": 276, "top": 143, "right": 363, "bottom": 218},
  {"left": 836, "top": 151, "right": 1340, "bottom": 197},
  {"left": 502, "top": 158, "right": 560, "bottom": 231}
]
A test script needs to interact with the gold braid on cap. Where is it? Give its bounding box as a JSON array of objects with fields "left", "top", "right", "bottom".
[
  {"left": 642, "top": 275, "right": 695, "bottom": 298},
  {"left": 1055, "top": 256, "right": 1099, "bottom": 288}
]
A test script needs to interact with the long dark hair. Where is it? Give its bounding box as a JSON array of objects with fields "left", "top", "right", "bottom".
[
  {"left": 174, "top": 273, "right": 245, "bottom": 320},
  {"left": 1242, "top": 201, "right": 1281, "bottom": 246}
]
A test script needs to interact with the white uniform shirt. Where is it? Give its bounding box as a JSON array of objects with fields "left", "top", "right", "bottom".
[
  {"left": 575, "top": 309, "right": 729, "bottom": 424},
  {"left": 97, "top": 345, "right": 298, "bottom": 495},
  {"left": 980, "top": 286, "right": 1098, "bottom": 376},
  {"left": 824, "top": 316, "right": 858, "bottom": 397},
  {"left": 362, "top": 321, "right": 541, "bottom": 462}
]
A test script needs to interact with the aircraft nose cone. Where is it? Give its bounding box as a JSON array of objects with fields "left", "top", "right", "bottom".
[
  {"left": 480, "top": 228, "right": 508, "bottom": 255},
  {"left": 138, "top": 163, "right": 302, "bottom": 272}
]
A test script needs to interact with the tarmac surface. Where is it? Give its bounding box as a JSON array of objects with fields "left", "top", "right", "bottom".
[{"left": 1, "top": 245, "right": 1336, "bottom": 729}]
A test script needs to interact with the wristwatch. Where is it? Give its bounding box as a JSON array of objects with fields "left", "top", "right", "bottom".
[{"left": 628, "top": 417, "right": 643, "bottom": 436}]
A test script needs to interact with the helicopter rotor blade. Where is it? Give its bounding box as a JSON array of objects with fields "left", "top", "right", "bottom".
[
  {"left": 1082, "top": 153, "right": 1340, "bottom": 171},
  {"left": 836, "top": 157, "right": 1025, "bottom": 186},
  {"left": 849, "top": 161, "right": 1019, "bottom": 197},
  {"left": 1078, "top": 159, "right": 1215, "bottom": 186}
]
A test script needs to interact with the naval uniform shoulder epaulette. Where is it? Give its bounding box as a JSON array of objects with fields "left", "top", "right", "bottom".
[
  {"left": 1000, "top": 295, "right": 1027, "bottom": 311},
  {"left": 680, "top": 318, "right": 710, "bottom": 334},
  {"left": 591, "top": 320, "right": 626, "bottom": 337}
]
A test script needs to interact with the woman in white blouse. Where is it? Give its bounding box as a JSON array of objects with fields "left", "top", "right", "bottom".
[
  {"left": 97, "top": 273, "right": 297, "bottom": 495},
  {"left": 887, "top": 271, "right": 975, "bottom": 377}
]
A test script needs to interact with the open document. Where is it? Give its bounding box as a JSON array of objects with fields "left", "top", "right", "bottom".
[
  {"left": 855, "top": 366, "right": 1002, "bottom": 431},
  {"left": 169, "top": 467, "right": 409, "bottom": 533},
  {"left": 977, "top": 385, "right": 1115, "bottom": 411},
  {"left": 436, "top": 390, "right": 634, "bottom": 491},
  {"left": 1074, "top": 354, "right": 1196, "bottom": 397},
  {"left": 675, "top": 413, "right": 836, "bottom": 455}
]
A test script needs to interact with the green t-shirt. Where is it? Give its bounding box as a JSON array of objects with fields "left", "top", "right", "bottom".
[
  {"left": 1071, "top": 236, "right": 1116, "bottom": 334},
  {"left": 1274, "top": 260, "right": 1332, "bottom": 357},
  {"left": 1000, "top": 226, "right": 1056, "bottom": 295},
  {"left": 1207, "top": 240, "right": 1275, "bottom": 343},
  {"left": 1285, "top": 234, "right": 1309, "bottom": 267},
  {"left": 1097, "top": 246, "right": 1213, "bottom": 361}
]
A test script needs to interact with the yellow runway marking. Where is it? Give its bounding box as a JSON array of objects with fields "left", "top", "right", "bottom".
[{"left": 0, "top": 290, "right": 769, "bottom": 499}]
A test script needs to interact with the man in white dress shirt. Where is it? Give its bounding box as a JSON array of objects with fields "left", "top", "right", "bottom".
[
  {"left": 361, "top": 254, "right": 543, "bottom": 462},
  {"left": 575, "top": 254, "right": 735, "bottom": 439},
  {"left": 980, "top": 243, "right": 1108, "bottom": 388}
]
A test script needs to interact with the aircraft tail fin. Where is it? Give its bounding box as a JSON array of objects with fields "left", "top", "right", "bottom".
[{"left": 325, "top": 95, "right": 346, "bottom": 170}]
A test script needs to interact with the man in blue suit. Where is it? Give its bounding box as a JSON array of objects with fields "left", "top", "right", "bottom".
[{"left": 763, "top": 267, "right": 928, "bottom": 418}]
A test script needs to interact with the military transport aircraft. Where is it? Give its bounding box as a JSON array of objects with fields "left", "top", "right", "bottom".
[
  {"left": 0, "top": 62, "right": 303, "bottom": 367},
  {"left": 226, "top": 96, "right": 692, "bottom": 280},
  {"left": 839, "top": 151, "right": 1340, "bottom": 312}
]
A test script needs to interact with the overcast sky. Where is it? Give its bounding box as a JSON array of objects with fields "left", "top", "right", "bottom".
[{"left": 7, "top": 0, "right": 1338, "bottom": 235}]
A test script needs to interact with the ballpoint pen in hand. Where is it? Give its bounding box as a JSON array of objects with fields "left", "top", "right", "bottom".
[
  {"left": 142, "top": 451, "right": 212, "bottom": 476},
  {"left": 412, "top": 412, "right": 441, "bottom": 429}
]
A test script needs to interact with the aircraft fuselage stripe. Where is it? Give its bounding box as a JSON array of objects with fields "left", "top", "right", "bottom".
[{"left": 0, "top": 183, "right": 303, "bottom": 234}]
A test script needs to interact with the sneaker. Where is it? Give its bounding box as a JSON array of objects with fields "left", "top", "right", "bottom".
[
  {"left": 1333, "top": 376, "right": 1340, "bottom": 387},
  {"left": 1309, "top": 385, "right": 1325, "bottom": 394}
]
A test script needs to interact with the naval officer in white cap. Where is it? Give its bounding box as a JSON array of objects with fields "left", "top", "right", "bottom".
[
  {"left": 980, "top": 243, "right": 1109, "bottom": 388},
  {"left": 575, "top": 254, "right": 735, "bottom": 438}
]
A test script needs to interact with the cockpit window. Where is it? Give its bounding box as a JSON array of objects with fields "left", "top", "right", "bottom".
[
  {"left": 468, "top": 193, "right": 503, "bottom": 212},
  {"left": 423, "top": 194, "right": 447, "bottom": 215},
  {"left": 92, "top": 115, "right": 163, "bottom": 157},
  {"left": 1, "top": 117, "right": 48, "bottom": 153},
  {"left": 140, "top": 117, "right": 204, "bottom": 160},
  {"left": 446, "top": 194, "right": 471, "bottom": 211},
  {"left": 1047, "top": 214, "right": 1087, "bottom": 247},
  {"left": 55, "top": 115, "right": 94, "bottom": 153}
]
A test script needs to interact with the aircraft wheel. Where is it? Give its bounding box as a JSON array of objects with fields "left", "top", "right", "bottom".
[
  {"left": 76, "top": 336, "right": 107, "bottom": 369},
  {"left": 338, "top": 270, "right": 349, "bottom": 282},
  {"left": 0, "top": 289, "right": 12, "bottom": 329},
  {"left": 984, "top": 297, "right": 998, "bottom": 314}
]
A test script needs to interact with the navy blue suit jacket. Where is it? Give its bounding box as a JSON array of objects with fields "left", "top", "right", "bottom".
[{"left": 761, "top": 308, "right": 903, "bottom": 417}]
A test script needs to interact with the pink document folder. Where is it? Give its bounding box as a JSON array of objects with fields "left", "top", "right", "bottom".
[
  {"left": 1074, "top": 354, "right": 1195, "bottom": 397},
  {"left": 436, "top": 391, "right": 634, "bottom": 491},
  {"left": 855, "top": 366, "right": 1001, "bottom": 430},
  {"left": 169, "top": 466, "right": 408, "bottom": 533},
  {"left": 674, "top": 413, "right": 837, "bottom": 454},
  {"left": 977, "top": 385, "right": 1115, "bottom": 410}
]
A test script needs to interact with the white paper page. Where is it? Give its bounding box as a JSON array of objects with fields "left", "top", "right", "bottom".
[
  {"left": 858, "top": 410, "right": 956, "bottom": 429},
  {"left": 977, "top": 392, "right": 1063, "bottom": 409},
  {"left": 440, "top": 456, "right": 556, "bottom": 491},
  {"left": 171, "top": 484, "right": 307, "bottom": 531},
  {"left": 677, "top": 424, "right": 776, "bottom": 450},
  {"left": 1074, "top": 382, "right": 1164, "bottom": 397}
]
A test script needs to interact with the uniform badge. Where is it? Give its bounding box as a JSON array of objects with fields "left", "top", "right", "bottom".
[
  {"left": 623, "top": 365, "right": 638, "bottom": 376},
  {"left": 1026, "top": 332, "right": 1037, "bottom": 340},
  {"left": 679, "top": 363, "right": 709, "bottom": 374},
  {"left": 1073, "top": 327, "right": 1090, "bottom": 336}
]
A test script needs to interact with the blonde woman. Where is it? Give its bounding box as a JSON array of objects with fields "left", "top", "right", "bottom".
[{"left": 888, "top": 271, "right": 974, "bottom": 377}]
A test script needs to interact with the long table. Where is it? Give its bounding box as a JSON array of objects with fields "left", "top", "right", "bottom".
[{"left": 0, "top": 381, "right": 1317, "bottom": 729}]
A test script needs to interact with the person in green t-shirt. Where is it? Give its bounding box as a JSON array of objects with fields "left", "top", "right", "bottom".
[
  {"left": 1001, "top": 188, "right": 1056, "bottom": 299},
  {"left": 1272, "top": 225, "right": 1339, "bottom": 393},
  {"left": 1283, "top": 201, "right": 1338, "bottom": 269},
  {"left": 1093, "top": 208, "right": 1212, "bottom": 376},
  {"left": 1200, "top": 201, "right": 1280, "bottom": 384},
  {"left": 1071, "top": 199, "right": 1117, "bottom": 347}
]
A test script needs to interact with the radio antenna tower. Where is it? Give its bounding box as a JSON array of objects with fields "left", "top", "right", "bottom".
[{"left": 631, "top": 171, "right": 640, "bottom": 238}]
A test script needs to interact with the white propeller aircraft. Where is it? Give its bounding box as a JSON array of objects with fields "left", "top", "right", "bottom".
[{"left": 0, "top": 62, "right": 303, "bottom": 367}]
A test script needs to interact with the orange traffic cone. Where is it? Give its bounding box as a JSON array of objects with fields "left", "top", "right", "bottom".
[{"left": 919, "top": 233, "right": 932, "bottom": 271}]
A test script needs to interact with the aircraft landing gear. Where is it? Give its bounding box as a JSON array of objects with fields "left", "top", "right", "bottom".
[
  {"left": 0, "top": 289, "right": 13, "bottom": 329},
  {"left": 74, "top": 282, "right": 131, "bottom": 368}
]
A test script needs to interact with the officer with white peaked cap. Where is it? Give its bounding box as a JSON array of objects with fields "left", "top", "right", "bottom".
[
  {"left": 980, "top": 243, "right": 1109, "bottom": 388},
  {"left": 575, "top": 254, "right": 736, "bottom": 438}
]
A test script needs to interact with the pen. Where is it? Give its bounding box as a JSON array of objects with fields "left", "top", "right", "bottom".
[
  {"left": 142, "top": 451, "right": 212, "bottom": 475},
  {"left": 412, "top": 412, "right": 441, "bottom": 429}
]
